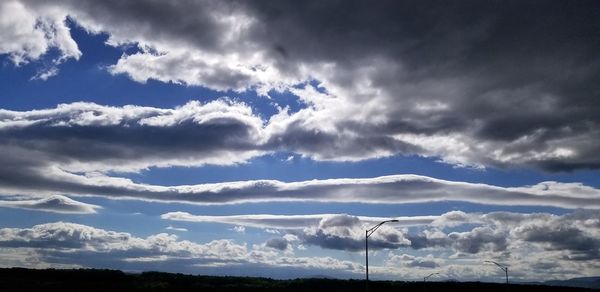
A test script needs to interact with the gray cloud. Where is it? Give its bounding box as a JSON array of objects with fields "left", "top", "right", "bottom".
[
  {"left": 0, "top": 195, "right": 99, "bottom": 214},
  {"left": 0, "top": 102, "right": 597, "bottom": 209},
  {"left": 301, "top": 214, "right": 410, "bottom": 251},
  {"left": 0, "top": 100, "right": 264, "bottom": 173},
  {"left": 386, "top": 253, "right": 443, "bottom": 269},
  {"left": 2, "top": 144, "right": 600, "bottom": 209},
  {"left": 512, "top": 210, "right": 600, "bottom": 260},
  {"left": 5, "top": 102, "right": 598, "bottom": 210},
  {"left": 407, "top": 210, "right": 600, "bottom": 260},
  {"left": 265, "top": 237, "right": 290, "bottom": 251},
  {"left": 406, "top": 230, "right": 452, "bottom": 250},
  {"left": 8, "top": 0, "right": 599, "bottom": 170},
  {"left": 449, "top": 227, "right": 508, "bottom": 254}
]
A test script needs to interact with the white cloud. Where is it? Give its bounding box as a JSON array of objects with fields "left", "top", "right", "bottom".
[
  {"left": 161, "top": 212, "right": 437, "bottom": 229},
  {"left": 265, "top": 229, "right": 280, "bottom": 235},
  {"left": 231, "top": 226, "right": 245, "bottom": 233},
  {"left": 1, "top": 137, "right": 599, "bottom": 211},
  {"left": 0, "top": 221, "right": 363, "bottom": 277},
  {"left": 163, "top": 209, "right": 600, "bottom": 263},
  {"left": 165, "top": 226, "right": 188, "bottom": 232},
  {"left": 0, "top": 195, "right": 100, "bottom": 214},
  {"left": 31, "top": 67, "right": 59, "bottom": 81},
  {"left": 2, "top": 101, "right": 599, "bottom": 209},
  {"left": 0, "top": 0, "right": 80, "bottom": 66},
  {"left": 0, "top": 212, "right": 598, "bottom": 280},
  {"left": 168, "top": 212, "right": 413, "bottom": 252}
]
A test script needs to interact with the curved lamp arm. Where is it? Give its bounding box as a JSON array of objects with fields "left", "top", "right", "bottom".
[{"left": 366, "top": 219, "right": 399, "bottom": 238}]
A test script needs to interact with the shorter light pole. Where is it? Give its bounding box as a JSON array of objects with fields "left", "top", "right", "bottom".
[
  {"left": 423, "top": 272, "right": 439, "bottom": 282},
  {"left": 485, "top": 260, "right": 508, "bottom": 292},
  {"left": 423, "top": 272, "right": 439, "bottom": 292},
  {"left": 365, "top": 219, "right": 399, "bottom": 292}
]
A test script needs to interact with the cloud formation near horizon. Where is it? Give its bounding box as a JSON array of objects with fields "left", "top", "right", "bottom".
[
  {"left": 161, "top": 210, "right": 600, "bottom": 259},
  {"left": 0, "top": 221, "right": 362, "bottom": 278},
  {"left": 1, "top": 210, "right": 598, "bottom": 280}
]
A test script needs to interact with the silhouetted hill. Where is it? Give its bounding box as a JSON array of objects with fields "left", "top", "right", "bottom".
[
  {"left": 542, "top": 277, "right": 600, "bottom": 290},
  {"left": 0, "top": 268, "right": 597, "bottom": 292}
]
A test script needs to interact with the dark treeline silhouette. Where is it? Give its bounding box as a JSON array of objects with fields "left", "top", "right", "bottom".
[{"left": 0, "top": 268, "right": 596, "bottom": 292}]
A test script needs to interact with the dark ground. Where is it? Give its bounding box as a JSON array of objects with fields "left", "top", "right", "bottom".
[{"left": 0, "top": 268, "right": 596, "bottom": 292}]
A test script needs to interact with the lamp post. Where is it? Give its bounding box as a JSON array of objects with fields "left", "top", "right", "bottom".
[
  {"left": 485, "top": 260, "right": 508, "bottom": 292},
  {"left": 423, "top": 272, "right": 439, "bottom": 292},
  {"left": 365, "top": 219, "right": 399, "bottom": 292},
  {"left": 424, "top": 272, "right": 439, "bottom": 282}
]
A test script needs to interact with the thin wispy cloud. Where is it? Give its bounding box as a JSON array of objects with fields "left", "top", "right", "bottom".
[
  {"left": 2, "top": 169, "right": 599, "bottom": 208},
  {"left": 0, "top": 195, "right": 100, "bottom": 214}
]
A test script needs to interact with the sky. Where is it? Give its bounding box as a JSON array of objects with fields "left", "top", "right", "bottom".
[{"left": 0, "top": 0, "right": 599, "bottom": 282}]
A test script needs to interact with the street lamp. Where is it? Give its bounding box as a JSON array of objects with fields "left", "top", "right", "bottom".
[
  {"left": 485, "top": 260, "right": 508, "bottom": 291},
  {"left": 423, "top": 272, "right": 439, "bottom": 292},
  {"left": 365, "top": 219, "right": 399, "bottom": 292},
  {"left": 423, "top": 272, "right": 439, "bottom": 282}
]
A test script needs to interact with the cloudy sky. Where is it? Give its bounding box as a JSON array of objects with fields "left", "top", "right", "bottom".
[{"left": 1, "top": 0, "right": 599, "bottom": 282}]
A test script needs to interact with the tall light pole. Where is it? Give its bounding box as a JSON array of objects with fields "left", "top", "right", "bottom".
[
  {"left": 365, "top": 219, "right": 399, "bottom": 292},
  {"left": 423, "top": 272, "right": 439, "bottom": 282},
  {"left": 485, "top": 260, "right": 508, "bottom": 292},
  {"left": 423, "top": 272, "right": 439, "bottom": 292}
]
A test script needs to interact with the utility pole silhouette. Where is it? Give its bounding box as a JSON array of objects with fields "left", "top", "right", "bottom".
[
  {"left": 423, "top": 272, "right": 439, "bottom": 292},
  {"left": 365, "top": 219, "right": 399, "bottom": 292},
  {"left": 486, "top": 260, "right": 509, "bottom": 292}
]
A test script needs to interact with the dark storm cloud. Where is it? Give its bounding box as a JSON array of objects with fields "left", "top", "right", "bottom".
[
  {"left": 132, "top": 0, "right": 600, "bottom": 170},
  {"left": 246, "top": 0, "right": 600, "bottom": 170},
  {"left": 22, "top": 0, "right": 234, "bottom": 51},
  {"left": 4, "top": 0, "right": 600, "bottom": 170}
]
